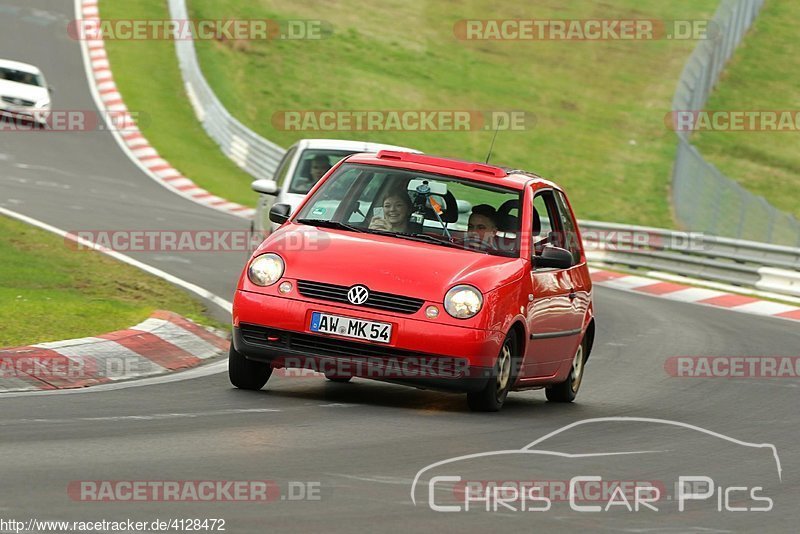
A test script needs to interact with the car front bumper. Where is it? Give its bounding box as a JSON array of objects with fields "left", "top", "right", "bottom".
[{"left": 233, "top": 289, "right": 504, "bottom": 392}]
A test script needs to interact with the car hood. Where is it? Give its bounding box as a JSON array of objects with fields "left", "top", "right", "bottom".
[
  {"left": 0, "top": 79, "right": 47, "bottom": 102},
  {"left": 258, "top": 224, "right": 525, "bottom": 300}
]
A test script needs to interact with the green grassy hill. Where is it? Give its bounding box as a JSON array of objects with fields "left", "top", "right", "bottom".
[{"left": 106, "top": 0, "right": 727, "bottom": 226}]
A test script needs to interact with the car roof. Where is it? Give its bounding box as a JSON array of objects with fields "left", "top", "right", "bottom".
[
  {"left": 0, "top": 59, "right": 42, "bottom": 74},
  {"left": 298, "top": 138, "right": 421, "bottom": 154},
  {"left": 345, "top": 151, "right": 559, "bottom": 191}
]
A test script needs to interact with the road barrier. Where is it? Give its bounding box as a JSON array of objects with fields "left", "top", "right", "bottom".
[
  {"left": 671, "top": 0, "right": 800, "bottom": 246},
  {"left": 581, "top": 220, "right": 800, "bottom": 298}
]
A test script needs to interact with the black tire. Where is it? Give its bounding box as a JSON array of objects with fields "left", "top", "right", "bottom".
[
  {"left": 545, "top": 338, "right": 586, "bottom": 403},
  {"left": 324, "top": 372, "right": 353, "bottom": 383},
  {"left": 467, "top": 333, "right": 518, "bottom": 412},
  {"left": 228, "top": 343, "right": 271, "bottom": 390}
]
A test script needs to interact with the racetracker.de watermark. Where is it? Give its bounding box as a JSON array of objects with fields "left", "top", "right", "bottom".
[
  {"left": 452, "top": 479, "right": 666, "bottom": 506},
  {"left": 64, "top": 230, "right": 327, "bottom": 253},
  {"left": 453, "top": 19, "right": 718, "bottom": 41},
  {"left": 271, "top": 356, "right": 469, "bottom": 380},
  {"left": 0, "top": 354, "right": 148, "bottom": 381},
  {"left": 665, "top": 356, "right": 800, "bottom": 378},
  {"left": 68, "top": 19, "right": 331, "bottom": 40},
  {"left": 271, "top": 110, "right": 536, "bottom": 132},
  {"left": 666, "top": 110, "right": 800, "bottom": 132},
  {"left": 67, "top": 480, "right": 321, "bottom": 502},
  {"left": 579, "top": 230, "right": 707, "bottom": 252},
  {"left": 0, "top": 110, "right": 145, "bottom": 132}
]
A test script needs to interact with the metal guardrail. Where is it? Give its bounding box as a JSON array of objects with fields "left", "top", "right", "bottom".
[
  {"left": 167, "top": 0, "right": 286, "bottom": 180},
  {"left": 671, "top": 0, "right": 800, "bottom": 246},
  {"left": 580, "top": 220, "right": 800, "bottom": 297}
]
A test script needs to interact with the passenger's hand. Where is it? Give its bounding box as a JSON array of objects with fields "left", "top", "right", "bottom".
[{"left": 369, "top": 217, "right": 390, "bottom": 231}]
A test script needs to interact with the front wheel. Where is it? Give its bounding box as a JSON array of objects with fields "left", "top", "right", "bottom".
[
  {"left": 545, "top": 339, "right": 586, "bottom": 403},
  {"left": 467, "top": 333, "right": 518, "bottom": 412},
  {"left": 228, "top": 343, "right": 272, "bottom": 390}
]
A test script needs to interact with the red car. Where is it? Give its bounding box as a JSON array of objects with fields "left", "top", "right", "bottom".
[{"left": 231, "top": 151, "right": 595, "bottom": 411}]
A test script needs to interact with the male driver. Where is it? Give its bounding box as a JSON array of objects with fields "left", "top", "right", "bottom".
[{"left": 466, "top": 204, "right": 499, "bottom": 250}]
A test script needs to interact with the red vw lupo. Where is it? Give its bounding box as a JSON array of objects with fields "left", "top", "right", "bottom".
[{"left": 231, "top": 151, "right": 595, "bottom": 411}]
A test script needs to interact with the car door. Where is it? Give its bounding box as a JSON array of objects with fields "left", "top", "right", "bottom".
[
  {"left": 522, "top": 189, "right": 582, "bottom": 379},
  {"left": 552, "top": 189, "right": 590, "bottom": 363}
]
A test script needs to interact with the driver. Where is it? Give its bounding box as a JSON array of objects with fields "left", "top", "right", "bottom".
[
  {"left": 296, "top": 155, "right": 332, "bottom": 191},
  {"left": 466, "top": 204, "right": 499, "bottom": 250}
]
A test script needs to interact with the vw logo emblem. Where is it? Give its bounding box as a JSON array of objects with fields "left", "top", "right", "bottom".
[{"left": 347, "top": 285, "right": 370, "bottom": 305}]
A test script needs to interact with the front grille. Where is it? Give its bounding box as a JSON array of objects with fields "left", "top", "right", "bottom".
[
  {"left": 296, "top": 280, "right": 424, "bottom": 314},
  {"left": 1, "top": 96, "right": 35, "bottom": 107},
  {"left": 239, "top": 324, "right": 464, "bottom": 377}
]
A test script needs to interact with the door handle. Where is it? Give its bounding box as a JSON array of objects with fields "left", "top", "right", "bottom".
[{"left": 568, "top": 289, "right": 577, "bottom": 300}]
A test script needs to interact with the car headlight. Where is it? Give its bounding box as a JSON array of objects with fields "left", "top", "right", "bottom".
[
  {"left": 36, "top": 100, "right": 50, "bottom": 109},
  {"left": 247, "top": 253, "right": 284, "bottom": 286},
  {"left": 444, "top": 285, "right": 483, "bottom": 319}
]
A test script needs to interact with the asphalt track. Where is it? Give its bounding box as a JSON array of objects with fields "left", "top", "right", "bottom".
[{"left": 1, "top": 2, "right": 798, "bottom": 532}]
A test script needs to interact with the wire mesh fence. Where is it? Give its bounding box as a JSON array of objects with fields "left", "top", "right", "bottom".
[{"left": 671, "top": 0, "right": 800, "bottom": 246}]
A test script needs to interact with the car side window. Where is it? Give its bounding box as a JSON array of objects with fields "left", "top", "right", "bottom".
[
  {"left": 532, "top": 191, "right": 559, "bottom": 255},
  {"left": 274, "top": 146, "right": 297, "bottom": 189},
  {"left": 554, "top": 191, "right": 582, "bottom": 264}
]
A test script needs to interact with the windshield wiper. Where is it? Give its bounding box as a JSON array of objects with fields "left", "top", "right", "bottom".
[
  {"left": 295, "top": 219, "right": 366, "bottom": 233},
  {"left": 394, "top": 232, "right": 463, "bottom": 250}
]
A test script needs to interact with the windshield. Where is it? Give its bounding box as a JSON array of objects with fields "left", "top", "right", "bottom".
[
  {"left": 288, "top": 149, "right": 353, "bottom": 194},
  {"left": 294, "top": 163, "right": 522, "bottom": 257},
  {"left": 0, "top": 67, "right": 44, "bottom": 87}
]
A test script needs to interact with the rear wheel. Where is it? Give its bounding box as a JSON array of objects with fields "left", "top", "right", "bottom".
[
  {"left": 467, "top": 333, "right": 517, "bottom": 412},
  {"left": 545, "top": 339, "right": 586, "bottom": 403},
  {"left": 228, "top": 343, "right": 271, "bottom": 390}
]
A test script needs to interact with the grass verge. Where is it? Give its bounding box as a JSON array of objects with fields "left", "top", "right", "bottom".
[{"left": 0, "top": 215, "right": 226, "bottom": 347}]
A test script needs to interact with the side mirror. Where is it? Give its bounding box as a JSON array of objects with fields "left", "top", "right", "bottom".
[
  {"left": 269, "top": 203, "right": 291, "bottom": 224},
  {"left": 251, "top": 179, "right": 279, "bottom": 195},
  {"left": 48, "top": 86, "right": 54, "bottom": 95},
  {"left": 534, "top": 245, "right": 573, "bottom": 270}
]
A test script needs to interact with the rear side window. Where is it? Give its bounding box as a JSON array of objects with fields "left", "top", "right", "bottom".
[{"left": 554, "top": 191, "right": 582, "bottom": 264}]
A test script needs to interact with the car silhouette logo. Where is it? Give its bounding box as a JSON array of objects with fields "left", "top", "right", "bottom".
[{"left": 347, "top": 285, "right": 370, "bottom": 305}]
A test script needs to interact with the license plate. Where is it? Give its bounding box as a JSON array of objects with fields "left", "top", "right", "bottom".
[{"left": 309, "top": 312, "right": 392, "bottom": 344}]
